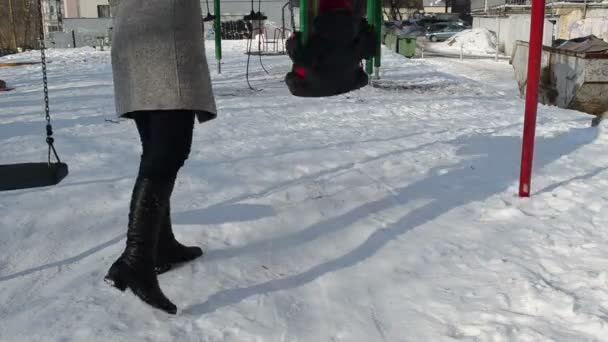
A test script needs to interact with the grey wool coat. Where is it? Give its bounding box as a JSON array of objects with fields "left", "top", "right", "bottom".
[{"left": 110, "top": 0, "right": 217, "bottom": 123}]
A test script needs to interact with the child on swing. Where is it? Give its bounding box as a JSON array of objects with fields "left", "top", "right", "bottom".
[{"left": 286, "top": 0, "right": 376, "bottom": 97}]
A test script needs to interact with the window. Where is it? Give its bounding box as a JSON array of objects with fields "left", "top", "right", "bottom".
[
  {"left": 97, "top": 5, "right": 111, "bottom": 18},
  {"left": 429, "top": 24, "right": 447, "bottom": 33}
]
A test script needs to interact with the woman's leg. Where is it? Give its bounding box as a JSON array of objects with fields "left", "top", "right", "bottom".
[
  {"left": 105, "top": 111, "right": 195, "bottom": 314},
  {"left": 155, "top": 200, "right": 204, "bottom": 274},
  {"left": 136, "top": 112, "right": 203, "bottom": 274},
  {"left": 135, "top": 111, "right": 194, "bottom": 181}
]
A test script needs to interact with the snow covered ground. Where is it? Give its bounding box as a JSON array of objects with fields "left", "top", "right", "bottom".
[{"left": 1, "top": 42, "right": 608, "bottom": 341}]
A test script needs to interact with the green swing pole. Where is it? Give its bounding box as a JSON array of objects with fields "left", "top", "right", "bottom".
[
  {"left": 300, "top": 0, "right": 310, "bottom": 43},
  {"left": 365, "top": 0, "right": 375, "bottom": 74},
  {"left": 374, "top": 0, "right": 381, "bottom": 75},
  {"left": 214, "top": 0, "right": 222, "bottom": 73}
]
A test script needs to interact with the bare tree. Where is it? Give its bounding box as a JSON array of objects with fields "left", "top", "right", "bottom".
[
  {"left": 382, "top": 0, "right": 423, "bottom": 21},
  {"left": 388, "top": 0, "right": 404, "bottom": 21},
  {"left": 0, "top": 0, "right": 41, "bottom": 49}
]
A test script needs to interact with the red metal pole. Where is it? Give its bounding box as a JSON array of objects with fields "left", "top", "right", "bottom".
[{"left": 519, "top": 0, "right": 546, "bottom": 197}]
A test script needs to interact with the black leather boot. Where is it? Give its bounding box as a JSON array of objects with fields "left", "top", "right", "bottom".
[
  {"left": 105, "top": 178, "right": 177, "bottom": 314},
  {"left": 155, "top": 204, "right": 204, "bottom": 275}
]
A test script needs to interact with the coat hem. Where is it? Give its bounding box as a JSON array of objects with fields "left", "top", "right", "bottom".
[{"left": 120, "top": 109, "right": 217, "bottom": 124}]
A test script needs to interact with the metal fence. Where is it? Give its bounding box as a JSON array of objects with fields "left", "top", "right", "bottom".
[{"left": 472, "top": 0, "right": 606, "bottom": 11}]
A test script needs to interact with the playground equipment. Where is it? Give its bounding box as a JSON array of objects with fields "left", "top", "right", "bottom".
[
  {"left": 284, "top": 0, "right": 381, "bottom": 97},
  {"left": 207, "top": 0, "right": 380, "bottom": 94},
  {"left": 1, "top": 0, "right": 68, "bottom": 191}
]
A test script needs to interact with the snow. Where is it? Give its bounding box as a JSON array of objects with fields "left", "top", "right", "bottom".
[
  {"left": 432, "top": 28, "right": 498, "bottom": 56},
  {"left": 2, "top": 42, "right": 608, "bottom": 341}
]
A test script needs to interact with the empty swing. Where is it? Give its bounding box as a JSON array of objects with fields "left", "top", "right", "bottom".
[{"left": 0, "top": 0, "right": 69, "bottom": 192}]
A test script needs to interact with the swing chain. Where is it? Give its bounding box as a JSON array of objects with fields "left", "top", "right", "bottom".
[
  {"left": 288, "top": 0, "right": 296, "bottom": 33},
  {"left": 205, "top": 0, "right": 211, "bottom": 15},
  {"left": 37, "top": 0, "right": 61, "bottom": 164}
]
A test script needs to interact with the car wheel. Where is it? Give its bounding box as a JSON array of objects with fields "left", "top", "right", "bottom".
[{"left": 430, "top": 35, "right": 437, "bottom": 42}]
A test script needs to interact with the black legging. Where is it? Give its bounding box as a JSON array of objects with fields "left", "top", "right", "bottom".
[{"left": 131, "top": 111, "right": 195, "bottom": 180}]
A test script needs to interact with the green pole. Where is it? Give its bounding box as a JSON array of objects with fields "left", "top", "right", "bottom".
[
  {"left": 374, "top": 0, "right": 382, "bottom": 70},
  {"left": 300, "top": 0, "right": 309, "bottom": 43},
  {"left": 214, "top": 0, "right": 222, "bottom": 73},
  {"left": 365, "top": 0, "right": 375, "bottom": 74}
]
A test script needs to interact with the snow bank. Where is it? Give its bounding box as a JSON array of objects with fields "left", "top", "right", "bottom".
[
  {"left": 436, "top": 28, "right": 497, "bottom": 55},
  {"left": 0, "top": 47, "right": 99, "bottom": 63}
]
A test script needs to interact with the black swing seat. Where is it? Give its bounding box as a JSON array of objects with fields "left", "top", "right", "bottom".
[
  {"left": 203, "top": 13, "right": 217, "bottom": 22},
  {"left": 244, "top": 10, "right": 268, "bottom": 21},
  {"left": 285, "top": 8, "right": 377, "bottom": 97},
  {"left": 286, "top": 65, "right": 369, "bottom": 97},
  {"left": 0, "top": 162, "right": 68, "bottom": 191}
]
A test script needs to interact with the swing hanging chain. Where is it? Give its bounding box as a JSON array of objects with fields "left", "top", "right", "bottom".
[
  {"left": 205, "top": 0, "right": 212, "bottom": 15},
  {"left": 288, "top": 1, "right": 296, "bottom": 33},
  {"left": 37, "top": 0, "right": 61, "bottom": 164},
  {"left": 244, "top": 0, "right": 270, "bottom": 89},
  {"left": 256, "top": 0, "right": 269, "bottom": 75}
]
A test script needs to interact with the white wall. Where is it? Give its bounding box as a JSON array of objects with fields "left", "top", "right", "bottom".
[
  {"left": 474, "top": 14, "right": 555, "bottom": 56},
  {"left": 569, "top": 16, "right": 608, "bottom": 41},
  {"left": 554, "top": 8, "right": 608, "bottom": 40},
  {"left": 63, "top": 0, "right": 79, "bottom": 18},
  {"left": 69, "top": 0, "right": 287, "bottom": 23},
  {"left": 78, "top": 0, "right": 110, "bottom": 18}
]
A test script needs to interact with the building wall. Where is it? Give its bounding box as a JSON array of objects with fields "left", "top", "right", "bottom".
[
  {"left": 42, "top": 0, "right": 63, "bottom": 35},
  {"left": 470, "top": 0, "right": 506, "bottom": 11},
  {"left": 62, "top": 0, "right": 291, "bottom": 25},
  {"left": 61, "top": 0, "right": 110, "bottom": 18},
  {"left": 474, "top": 14, "right": 555, "bottom": 56},
  {"left": 63, "top": 0, "right": 79, "bottom": 18},
  {"left": 424, "top": 6, "right": 451, "bottom": 13},
  {"left": 60, "top": 0, "right": 293, "bottom": 34},
  {"left": 556, "top": 8, "right": 608, "bottom": 40},
  {"left": 78, "top": 0, "right": 110, "bottom": 18},
  {"left": 555, "top": 8, "right": 583, "bottom": 39}
]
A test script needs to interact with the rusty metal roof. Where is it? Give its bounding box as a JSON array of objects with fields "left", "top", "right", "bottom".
[{"left": 554, "top": 35, "right": 608, "bottom": 53}]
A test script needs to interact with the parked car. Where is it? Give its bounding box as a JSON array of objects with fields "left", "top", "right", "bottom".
[
  {"left": 401, "top": 26, "right": 426, "bottom": 37},
  {"left": 414, "top": 17, "right": 443, "bottom": 30},
  {"left": 426, "top": 21, "right": 467, "bottom": 31},
  {"left": 426, "top": 24, "right": 467, "bottom": 42}
]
